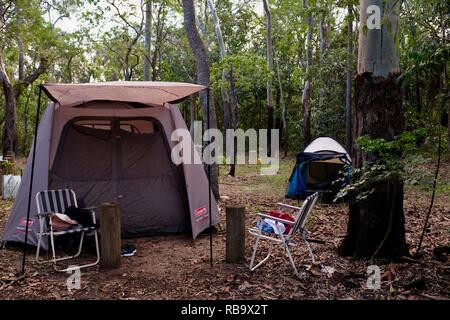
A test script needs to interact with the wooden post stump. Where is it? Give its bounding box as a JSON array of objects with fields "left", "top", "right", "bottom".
[
  {"left": 100, "top": 202, "right": 121, "bottom": 269},
  {"left": 226, "top": 207, "right": 246, "bottom": 263}
]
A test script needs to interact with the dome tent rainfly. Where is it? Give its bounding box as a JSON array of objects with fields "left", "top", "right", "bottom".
[
  {"left": 1, "top": 81, "right": 220, "bottom": 252},
  {"left": 286, "top": 137, "right": 352, "bottom": 199}
]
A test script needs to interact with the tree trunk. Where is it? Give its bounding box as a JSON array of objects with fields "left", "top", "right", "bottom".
[
  {"left": 124, "top": 58, "right": 131, "bottom": 81},
  {"left": 276, "top": 59, "right": 287, "bottom": 157},
  {"left": 262, "top": 0, "right": 274, "bottom": 156},
  {"left": 18, "top": 38, "right": 25, "bottom": 81},
  {"left": 190, "top": 97, "right": 196, "bottom": 137},
  {"left": 151, "top": 4, "right": 164, "bottom": 81},
  {"left": 2, "top": 84, "right": 17, "bottom": 156},
  {"left": 144, "top": 0, "right": 152, "bottom": 81},
  {"left": 318, "top": 14, "right": 327, "bottom": 108},
  {"left": 345, "top": 4, "right": 353, "bottom": 152},
  {"left": 228, "top": 66, "right": 239, "bottom": 176},
  {"left": 340, "top": 0, "right": 408, "bottom": 258},
  {"left": 182, "top": 0, "right": 220, "bottom": 200},
  {"left": 302, "top": 0, "right": 312, "bottom": 147},
  {"left": 206, "top": 0, "right": 239, "bottom": 176},
  {"left": 21, "top": 92, "right": 31, "bottom": 155},
  {"left": 302, "top": 79, "right": 311, "bottom": 146},
  {"left": 1, "top": 50, "right": 47, "bottom": 156},
  {"left": 442, "top": 20, "right": 450, "bottom": 153}
]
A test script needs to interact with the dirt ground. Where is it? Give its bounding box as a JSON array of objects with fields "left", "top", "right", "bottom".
[{"left": 0, "top": 157, "right": 449, "bottom": 300}]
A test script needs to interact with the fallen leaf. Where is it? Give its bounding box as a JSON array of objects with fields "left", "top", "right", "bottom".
[
  {"left": 381, "top": 270, "right": 394, "bottom": 282},
  {"left": 52, "top": 292, "right": 62, "bottom": 300},
  {"left": 238, "top": 281, "right": 252, "bottom": 291}
]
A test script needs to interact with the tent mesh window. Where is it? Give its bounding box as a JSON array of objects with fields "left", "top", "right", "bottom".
[{"left": 49, "top": 117, "right": 190, "bottom": 237}]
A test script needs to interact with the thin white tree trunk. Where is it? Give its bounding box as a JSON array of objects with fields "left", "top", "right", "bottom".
[
  {"left": 206, "top": 0, "right": 230, "bottom": 131},
  {"left": 301, "top": 0, "right": 313, "bottom": 147},
  {"left": 318, "top": 15, "right": 327, "bottom": 108},
  {"left": 262, "top": 0, "right": 274, "bottom": 110},
  {"left": 358, "top": 0, "right": 400, "bottom": 77},
  {"left": 345, "top": 4, "right": 354, "bottom": 151},
  {"left": 262, "top": 0, "right": 274, "bottom": 156},
  {"left": 207, "top": 0, "right": 239, "bottom": 175},
  {"left": 276, "top": 58, "right": 287, "bottom": 156},
  {"left": 144, "top": 0, "right": 152, "bottom": 81}
]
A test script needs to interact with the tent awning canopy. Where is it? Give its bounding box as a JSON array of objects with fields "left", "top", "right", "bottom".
[{"left": 42, "top": 81, "right": 207, "bottom": 108}]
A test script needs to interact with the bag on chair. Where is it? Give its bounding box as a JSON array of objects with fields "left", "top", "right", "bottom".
[
  {"left": 50, "top": 213, "right": 78, "bottom": 231},
  {"left": 64, "top": 206, "right": 96, "bottom": 228},
  {"left": 268, "top": 210, "right": 295, "bottom": 234}
]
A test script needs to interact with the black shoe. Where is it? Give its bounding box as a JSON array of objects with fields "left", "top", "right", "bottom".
[{"left": 121, "top": 244, "right": 136, "bottom": 257}]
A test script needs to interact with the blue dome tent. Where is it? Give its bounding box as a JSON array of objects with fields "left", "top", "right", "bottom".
[{"left": 286, "top": 137, "right": 352, "bottom": 199}]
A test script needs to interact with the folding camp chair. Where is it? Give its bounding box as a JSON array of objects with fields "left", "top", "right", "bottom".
[
  {"left": 35, "top": 189, "right": 100, "bottom": 272},
  {"left": 249, "top": 192, "right": 319, "bottom": 277}
]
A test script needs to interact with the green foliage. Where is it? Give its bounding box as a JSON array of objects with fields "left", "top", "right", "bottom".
[
  {"left": 0, "top": 0, "right": 448, "bottom": 161},
  {"left": 336, "top": 127, "right": 441, "bottom": 202}
]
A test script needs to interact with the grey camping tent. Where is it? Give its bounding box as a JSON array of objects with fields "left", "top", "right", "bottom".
[{"left": 2, "top": 82, "right": 220, "bottom": 249}]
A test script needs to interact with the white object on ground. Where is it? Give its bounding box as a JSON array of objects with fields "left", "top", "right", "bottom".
[
  {"left": 321, "top": 265, "right": 336, "bottom": 278},
  {"left": 2, "top": 175, "right": 21, "bottom": 199}
]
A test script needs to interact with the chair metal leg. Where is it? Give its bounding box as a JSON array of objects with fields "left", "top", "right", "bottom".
[
  {"left": 302, "top": 232, "right": 316, "bottom": 264},
  {"left": 52, "top": 230, "right": 100, "bottom": 272},
  {"left": 76, "top": 230, "right": 101, "bottom": 270},
  {"left": 275, "top": 227, "right": 301, "bottom": 278},
  {"left": 37, "top": 233, "right": 83, "bottom": 267},
  {"left": 250, "top": 241, "right": 273, "bottom": 271},
  {"left": 283, "top": 243, "right": 301, "bottom": 277},
  {"left": 36, "top": 234, "right": 42, "bottom": 264},
  {"left": 50, "top": 231, "right": 58, "bottom": 270},
  {"left": 249, "top": 226, "right": 274, "bottom": 272},
  {"left": 36, "top": 217, "right": 46, "bottom": 264},
  {"left": 73, "top": 232, "right": 85, "bottom": 258}
]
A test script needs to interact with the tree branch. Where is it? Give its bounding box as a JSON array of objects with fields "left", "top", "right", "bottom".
[
  {"left": 15, "top": 57, "right": 48, "bottom": 97},
  {"left": 106, "top": 0, "right": 145, "bottom": 37},
  {"left": 129, "top": 53, "right": 140, "bottom": 80},
  {"left": 0, "top": 51, "right": 11, "bottom": 87}
]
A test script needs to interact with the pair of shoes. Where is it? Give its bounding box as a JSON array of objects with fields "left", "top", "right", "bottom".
[{"left": 121, "top": 244, "right": 137, "bottom": 257}]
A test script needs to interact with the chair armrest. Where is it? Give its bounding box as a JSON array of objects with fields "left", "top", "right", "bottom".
[
  {"left": 276, "top": 203, "right": 301, "bottom": 211},
  {"left": 79, "top": 206, "right": 97, "bottom": 211},
  {"left": 79, "top": 207, "right": 98, "bottom": 224},
  {"left": 257, "top": 212, "right": 295, "bottom": 225}
]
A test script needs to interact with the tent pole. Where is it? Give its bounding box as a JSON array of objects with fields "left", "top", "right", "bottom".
[
  {"left": 206, "top": 87, "right": 213, "bottom": 268},
  {"left": 21, "top": 84, "right": 43, "bottom": 275}
]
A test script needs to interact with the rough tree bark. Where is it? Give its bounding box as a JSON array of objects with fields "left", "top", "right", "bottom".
[
  {"left": 144, "top": 0, "right": 152, "bottom": 81},
  {"left": 345, "top": 4, "right": 353, "bottom": 152},
  {"left": 181, "top": 0, "right": 220, "bottom": 200},
  {"left": 302, "top": 0, "right": 312, "bottom": 147},
  {"left": 150, "top": 4, "right": 164, "bottom": 81},
  {"left": 340, "top": 0, "right": 409, "bottom": 258},
  {"left": 262, "top": 0, "right": 274, "bottom": 156}
]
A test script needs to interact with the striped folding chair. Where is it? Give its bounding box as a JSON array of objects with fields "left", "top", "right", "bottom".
[
  {"left": 35, "top": 189, "right": 100, "bottom": 271},
  {"left": 249, "top": 192, "right": 319, "bottom": 277}
]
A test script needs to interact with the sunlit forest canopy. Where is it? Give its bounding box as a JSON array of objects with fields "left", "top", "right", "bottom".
[{"left": 0, "top": 0, "right": 448, "bottom": 156}]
